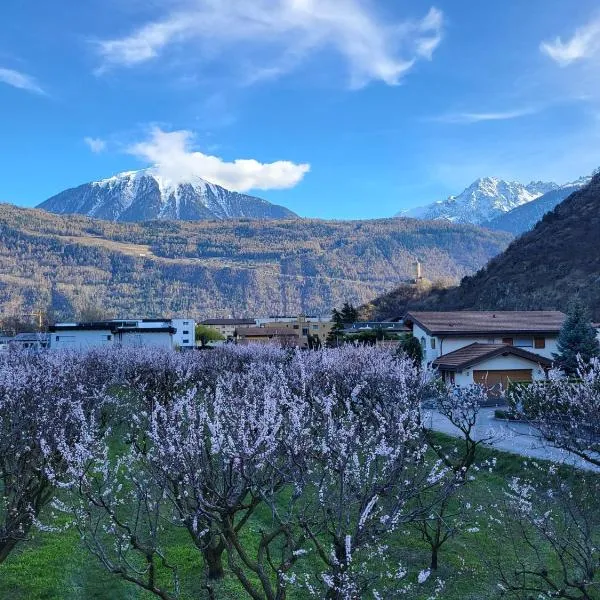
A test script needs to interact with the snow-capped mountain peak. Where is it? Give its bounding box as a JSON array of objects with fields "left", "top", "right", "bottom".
[
  {"left": 400, "top": 176, "right": 559, "bottom": 224},
  {"left": 38, "top": 169, "right": 297, "bottom": 222}
]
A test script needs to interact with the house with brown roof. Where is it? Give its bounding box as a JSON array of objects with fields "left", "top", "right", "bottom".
[
  {"left": 432, "top": 343, "right": 552, "bottom": 397},
  {"left": 404, "top": 311, "right": 565, "bottom": 394}
]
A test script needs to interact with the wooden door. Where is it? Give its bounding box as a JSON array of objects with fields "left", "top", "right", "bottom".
[{"left": 473, "top": 369, "right": 532, "bottom": 398}]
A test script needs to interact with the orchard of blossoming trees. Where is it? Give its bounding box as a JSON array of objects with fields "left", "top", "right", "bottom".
[{"left": 0, "top": 346, "right": 599, "bottom": 600}]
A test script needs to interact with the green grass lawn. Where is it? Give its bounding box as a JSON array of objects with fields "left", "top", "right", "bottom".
[{"left": 0, "top": 439, "right": 591, "bottom": 600}]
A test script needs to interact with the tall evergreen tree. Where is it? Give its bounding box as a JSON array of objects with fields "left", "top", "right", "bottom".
[
  {"left": 553, "top": 300, "right": 600, "bottom": 373},
  {"left": 340, "top": 302, "right": 359, "bottom": 324},
  {"left": 327, "top": 308, "right": 346, "bottom": 347}
]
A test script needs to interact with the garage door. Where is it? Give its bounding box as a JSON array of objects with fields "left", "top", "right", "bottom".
[{"left": 473, "top": 369, "right": 532, "bottom": 398}]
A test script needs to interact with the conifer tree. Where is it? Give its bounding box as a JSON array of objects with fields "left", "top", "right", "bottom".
[
  {"left": 553, "top": 300, "right": 600, "bottom": 373},
  {"left": 340, "top": 302, "right": 358, "bottom": 324},
  {"left": 327, "top": 308, "right": 345, "bottom": 347}
]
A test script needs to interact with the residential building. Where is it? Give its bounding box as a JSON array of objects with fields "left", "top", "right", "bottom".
[
  {"left": 236, "top": 327, "right": 299, "bottom": 347},
  {"left": 343, "top": 321, "right": 410, "bottom": 335},
  {"left": 254, "top": 315, "right": 332, "bottom": 348},
  {"left": 8, "top": 333, "right": 50, "bottom": 351},
  {"left": 200, "top": 315, "right": 332, "bottom": 348},
  {"left": 49, "top": 318, "right": 195, "bottom": 351},
  {"left": 404, "top": 311, "right": 566, "bottom": 394},
  {"left": 405, "top": 311, "right": 565, "bottom": 365},
  {"left": 432, "top": 344, "right": 552, "bottom": 398},
  {"left": 200, "top": 318, "right": 256, "bottom": 340}
]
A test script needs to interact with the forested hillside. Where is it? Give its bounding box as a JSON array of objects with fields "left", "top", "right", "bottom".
[
  {"left": 367, "top": 174, "right": 600, "bottom": 320},
  {"left": 0, "top": 204, "right": 510, "bottom": 320}
]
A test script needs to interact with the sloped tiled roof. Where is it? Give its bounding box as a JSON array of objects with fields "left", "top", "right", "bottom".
[
  {"left": 12, "top": 333, "right": 50, "bottom": 342},
  {"left": 433, "top": 343, "right": 553, "bottom": 371},
  {"left": 202, "top": 319, "right": 256, "bottom": 326},
  {"left": 237, "top": 327, "right": 297, "bottom": 337},
  {"left": 406, "top": 311, "right": 565, "bottom": 335}
]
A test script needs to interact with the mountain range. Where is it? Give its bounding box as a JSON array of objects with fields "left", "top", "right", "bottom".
[
  {"left": 482, "top": 176, "right": 592, "bottom": 235},
  {"left": 401, "top": 174, "right": 594, "bottom": 230},
  {"left": 38, "top": 170, "right": 297, "bottom": 222},
  {"left": 37, "top": 168, "right": 594, "bottom": 241},
  {"left": 368, "top": 173, "right": 600, "bottom": 320},
  {"left": 0, "top": 203, "right": 510, "bottom": 320}
]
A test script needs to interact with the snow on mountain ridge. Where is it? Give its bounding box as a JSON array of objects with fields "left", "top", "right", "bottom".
[
  {"left": 400, "top": 176, "right": 559, "bottom": 225},
  {"left": 38, "top": 169, "right": 297, "bottom": 222}
]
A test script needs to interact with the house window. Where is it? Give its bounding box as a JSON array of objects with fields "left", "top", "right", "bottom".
[
  {"left": 430, "top": 338, "right": 436, "bottom": 349},
  {"left": 183, "top": 339, "right": 189, "bottom": 344},
  {"left": 534, "top": 337, "right": 546, "bottom": 349},
  {"left": 107, "top": 335, "right": 112, "bottom": 341},
  {"left": 515, "top": 337, "right": 533, "bottom": 348},
  {"left": 420, "top": 337, "right": 426, "bottom": 349},
  {"left": 502, "top": 337, "right": 514, "bottom": 345},
  {"left": 183, "top": 330, "right": 189, "bottom": 335},
  {"left": 302, "top": 328, "right": 309, "bottom": 336},
  {"left": 293, "top": 325, "right": 299, "bottom": 330}
]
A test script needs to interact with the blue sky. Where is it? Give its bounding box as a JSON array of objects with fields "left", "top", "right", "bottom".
[{"left": 1, "top": 0, "right": 600, "bottom": 219}]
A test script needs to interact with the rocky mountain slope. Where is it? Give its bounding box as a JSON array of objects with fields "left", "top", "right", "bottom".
[
  {"left": 0, "top": 204, "right": 511, "bottom": 320},
  {"left": 401, "top": 177, "right": 558, "bottom": 225},
  {"left": 482, "top": 175, "right": 592, "bottom": 236},
  {"left": 38, "top": 170, "right": 297, "bottom": 222},
  {"left": 374, "top": 174, "right": 600, "bottom": 320}
]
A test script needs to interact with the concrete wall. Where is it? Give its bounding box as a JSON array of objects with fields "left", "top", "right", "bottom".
[
  {"left": 118, "top": 331, "right": 172, "bottom": 349},
  {"left": 171, "top": 319, "right": 195, "bottom": 348},
  {"left": 51, "top": 329, "right": 114, "bottom": 350}
]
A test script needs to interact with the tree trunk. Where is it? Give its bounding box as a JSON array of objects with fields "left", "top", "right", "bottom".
[
  {"left": 0, "top": 537, "right": 19, "bottom": 565},
  {"left": 430, "top": 546, "right": 439, "bottom": 570},
  {"left": 203, "top": 543, "right": 225, "bottom": 580}
]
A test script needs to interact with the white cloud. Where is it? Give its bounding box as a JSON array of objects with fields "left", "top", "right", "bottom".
[
  {"left": 96, "top": 18, "right": 190, "bottom": 69},
  {"left": 541, "top": 15, "right": 600, "bottom": 66},
  {"left": 435, "top": 107, "right": 538, "bottom": 124},
  {"left": 84, "top": 137, "right": 107, "bottom": 153},
  {"left": 0, "top": 67, "right": 45, "bottom": 95},
  {"left": 97, "top": 1, "right": 444, "bottom": 87},
  {"left": 127, "top": 127, "right": 310, "bottom": 192}
]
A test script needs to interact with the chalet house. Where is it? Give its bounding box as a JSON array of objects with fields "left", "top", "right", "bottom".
[
  {"left": 49, "top": 319, "right": 195, "bottom": 351},
  {"left": 432, "top": 343, "right": 552, "bottom": 396},
  {"left": 404, "top": 311, "right": 565, "bottom": 392}
]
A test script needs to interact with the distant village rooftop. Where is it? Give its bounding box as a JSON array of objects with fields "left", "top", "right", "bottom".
[
  {"left": 201, "top": 319, "right": 256, "bottom": 326},
  {"left": 405, "top": 311, "right": 566, "bottom": 336},
  {"left": 238, "top": 327, "right": 298, "bottom": 338}
]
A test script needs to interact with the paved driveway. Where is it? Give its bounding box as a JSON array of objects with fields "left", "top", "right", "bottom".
[{"left": 423, "top": 406, "right": 599, "bottom": 471}]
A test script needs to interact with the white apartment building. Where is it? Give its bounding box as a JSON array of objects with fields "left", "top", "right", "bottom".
[{"left": 49, "top": 318, "right": 195, "bottom": 351}]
